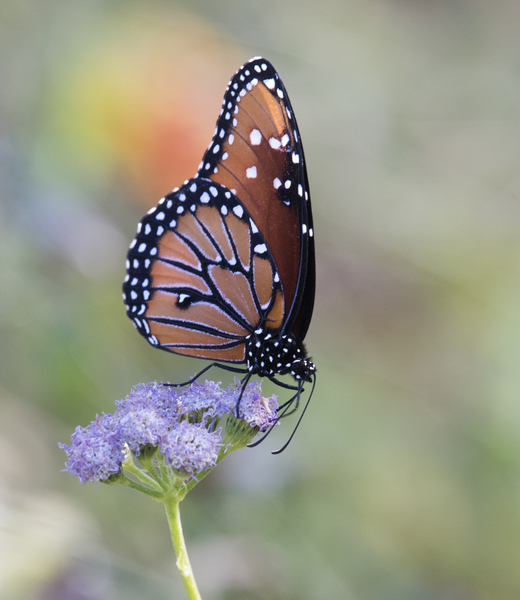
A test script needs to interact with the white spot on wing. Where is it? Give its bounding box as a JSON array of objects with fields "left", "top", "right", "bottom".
[
  {"left": 246, "top": 166, "right": 257, "bottom": 179},
  {"left": 250, "top": 129, "right": 262, "bottom": 145},
  {"left": 273, "top": 178, "right": 282, "bottom": 189}
]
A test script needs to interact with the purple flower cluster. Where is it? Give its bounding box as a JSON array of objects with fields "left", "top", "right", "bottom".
[{"left": 60, "top": 380, "right": 278, "bottom": 484}]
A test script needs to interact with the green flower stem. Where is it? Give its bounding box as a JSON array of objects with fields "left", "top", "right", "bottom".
[
  {"left": 164, "top": 493, "right": 202, "bottom": 600},
  {"left": 123, "top": 460, "right": 163, "bottom": 492},
  {"left": 137, "top": 453, "right": 164, "bottom": 484},
  {"left": 120, "top": 475, "right": 164, "bottom": 500}
]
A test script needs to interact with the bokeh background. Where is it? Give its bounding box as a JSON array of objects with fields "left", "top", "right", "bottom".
[{"left": 2, "top": 0, "right": 520, "bottom": 598}]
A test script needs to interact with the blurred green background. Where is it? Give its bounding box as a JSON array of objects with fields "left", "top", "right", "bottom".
[{"left": 2, "top": 0, "right": 520, "bottom": 598}]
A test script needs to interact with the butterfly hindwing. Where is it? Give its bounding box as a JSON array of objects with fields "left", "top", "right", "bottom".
[{"left": 123, "top": 178, "right": 284, "bottom": 362}]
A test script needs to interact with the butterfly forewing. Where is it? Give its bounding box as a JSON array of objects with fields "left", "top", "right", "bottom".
[
  {"left": 123, "top": 178, "right": 284, "bottom": 362},
  {"left": 197, "top": 57, "right": 314, "bottom": 334}
]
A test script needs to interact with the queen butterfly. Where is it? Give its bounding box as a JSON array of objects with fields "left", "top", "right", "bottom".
[{"left": 123, "top": 57, "right": 315, "bottom": 449}]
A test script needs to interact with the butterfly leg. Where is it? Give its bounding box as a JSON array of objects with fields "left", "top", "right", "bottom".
[
  {"left": 233, "top": 371, "right": 254, "bottom": 418},
  {"left": 166, "top": 362, "right": 248, "bottom": 387},
  {"left": 266, "top": 375, "right": 300, "bottom": 391},
  {"left": 276, "top": 390, "right": 302, "bottom": 417}
]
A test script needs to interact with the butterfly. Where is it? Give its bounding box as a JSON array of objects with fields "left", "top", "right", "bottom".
[{"left": 123, "top": 57, "right": 315, "bottom": 449}]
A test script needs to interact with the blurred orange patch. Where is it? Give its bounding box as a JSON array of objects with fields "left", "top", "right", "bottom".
[{"left": 51, "top": 8, "right": 243, "bottom": 206}]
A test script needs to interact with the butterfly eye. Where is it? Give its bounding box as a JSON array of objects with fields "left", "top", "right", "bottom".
[{"left": 123, "top": 57, "right": 316, "bottom": 449}]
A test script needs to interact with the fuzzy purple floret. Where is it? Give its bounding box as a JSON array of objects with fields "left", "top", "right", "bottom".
[
  {"left": 59, "top": 413, "right": 124, "bottom": 484},
  {"left": 160, "top": 421, "right": 221, "bottom": 475}
]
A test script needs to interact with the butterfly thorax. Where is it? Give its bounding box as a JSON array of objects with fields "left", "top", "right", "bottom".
[{"left": 245, "top": 330, "right": 316, "bottom": 382}]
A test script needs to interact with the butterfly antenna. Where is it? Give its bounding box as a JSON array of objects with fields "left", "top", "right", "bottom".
[{"left": 272, "top": 374, "right": 316, "bottom": 455}]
